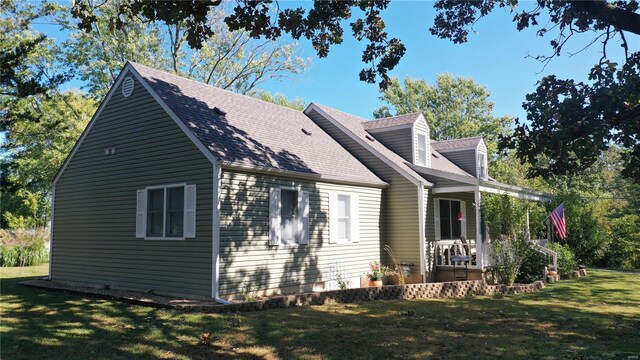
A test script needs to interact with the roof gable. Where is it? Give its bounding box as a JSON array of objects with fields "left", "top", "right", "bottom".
[
  {"left": 305, "top": 103, "right": 432, "bottom": 186},
  {"left": 52, "top": 63, "right": 217, "bottom": 186},
  {"left": 361, "top": 112, "right": 423, "bottom": 131}
]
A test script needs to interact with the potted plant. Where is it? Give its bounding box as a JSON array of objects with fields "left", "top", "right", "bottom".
[{"left": 368, "top": 261, "right": 389, "bottom": 287}]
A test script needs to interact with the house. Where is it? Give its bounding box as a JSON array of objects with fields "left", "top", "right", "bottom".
[{"left": 49, "top": 62, "right": 550, "bottom": 301}]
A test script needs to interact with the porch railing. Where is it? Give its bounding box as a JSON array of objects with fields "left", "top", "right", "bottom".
[
  {"left": 531, "top": 239, "right": 557, "bottom": 275},
  {"left": 435, "top": 240, "right": 479, "bottom": 267}
]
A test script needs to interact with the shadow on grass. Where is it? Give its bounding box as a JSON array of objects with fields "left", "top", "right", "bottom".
[{"left": 2, "top": 269, "right": 639, "bottom": 360}]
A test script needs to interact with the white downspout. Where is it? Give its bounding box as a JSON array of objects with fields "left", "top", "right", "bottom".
[
  {"left": 48, "top": 185, "right": 55, "bottom": 280},
  {"left": 212, "top": 161, "right": 231, "bottom": 305}
]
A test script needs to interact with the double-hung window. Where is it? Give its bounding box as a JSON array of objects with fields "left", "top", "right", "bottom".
[
  {"left": 417, "top": 133, "right": 427, "bottom": 166},
  {"left": 478, "top": 153, "right": 487, "bottom": 179},
  {"left": 329, "top": 192, "right": 360, "bottom": 244},
  {"left": 269, "top": 188, "right": 309, "bottom": 246},
  {"left": 136, "top": 184, "right": 196, "bottom": 239},
  {"left": 336, "top": 194, "right": 351, "bottom": 242},
  {"left": 280, "top": 189, "right": 299, "bottom": 245}
]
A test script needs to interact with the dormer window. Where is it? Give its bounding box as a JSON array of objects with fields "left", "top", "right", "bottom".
[
  {"left": 417, "top": 133, "right": 427, "bottom": 166},
  {"left": 478, "top": 153, "right": 488, "bottom": 179}
]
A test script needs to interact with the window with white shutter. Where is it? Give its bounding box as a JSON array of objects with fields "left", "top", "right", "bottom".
[
  {"left": 135, "top": 184, "right": 195, "bottom": 240},
  {"left": 269, "top": 187, "right": 309, "bottom": 246}
]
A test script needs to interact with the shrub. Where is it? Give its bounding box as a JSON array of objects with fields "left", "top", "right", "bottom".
[
  {"left": 0, "top": 228, "right": 49, "bottom": 267},
  {"left": 546, "top": 242, "right": 579, "bottom": 274},
  {"left": 489, "top": 235, "right": 525, "bottom": 285},
  {"left": 517, "top": 245, "right": 547, "bottom": 283}
]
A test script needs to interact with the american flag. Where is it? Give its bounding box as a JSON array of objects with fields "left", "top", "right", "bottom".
[{"left": 549, "top": 203, "right": 567, "bottom": 240}]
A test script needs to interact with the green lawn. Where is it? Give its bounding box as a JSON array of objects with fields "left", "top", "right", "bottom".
[{"left": 1, "top": 265, "right": 639, "bottom": 359}]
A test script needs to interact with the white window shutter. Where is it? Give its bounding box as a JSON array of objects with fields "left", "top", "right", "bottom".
[
  {"left": 351, "top": 194, "right": 360, "bottom": 243},
  {"left": 136, "top": 190, "right": 146, "bottom": 238},
  {"left": 298, "top": 190, "right": 309, "bottom": 245},
  {"left": 269, "top": 188, "right": 281, "bottom": 246},
  {"left": 434, "top": 198, "right": 441, "bottom": 241},
  {"left": 460, "top": 200, "right": 467, "bottom": 238},
  {"left": 184, "top": 185, "right": 197, "bottom": 238},
  {"left": 328, "top": 192, "right": 338, "bottom": 244}
]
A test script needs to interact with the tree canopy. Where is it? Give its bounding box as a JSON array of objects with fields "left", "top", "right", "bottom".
[
  {"left": 70, "top": 0, "right": 640, "bottom": 181},
  {"left": 374, "top": 74, "right": 512, "bottom": 154}
]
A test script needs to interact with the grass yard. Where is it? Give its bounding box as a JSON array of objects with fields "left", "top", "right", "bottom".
[{"left": 1, "top": 265, "right": 639, "bottom": 360}]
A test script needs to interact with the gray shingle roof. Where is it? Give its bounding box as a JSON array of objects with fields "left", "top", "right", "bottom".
[
  {"left": 307, "top": 104, "right": 432, "bottom": 186},
  {"left": 430, "top": 150, "right": 475, "bottom": 177},
  {"left": 130, "top": 63, "right": 386, "bottom": 186},
  {"left": 431, "top": 136, "right": 484, "bottom": 151},
  {"left": 361, "top": 113, "right": 422, "bottom": 130}
]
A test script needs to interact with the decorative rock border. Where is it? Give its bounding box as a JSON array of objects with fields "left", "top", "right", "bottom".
[
  {"left": 547, "top": 268, "right": 588, "bottom": 283},
  {"left": 20, "top": 269, "right": 587, "bottom": 313}
]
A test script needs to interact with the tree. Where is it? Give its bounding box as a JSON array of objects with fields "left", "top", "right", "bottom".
[
  {"left": 373, "top": 74, "right": 512, "bottom": 154},
  {"left": 252, "top": 90, "right": 306, "bottom": 111},
  {"left": 1, "top": 91, "right": 96, "bottom": 228},
  {"left": 61, "top": 2, "right": 309, "bottom": 98},
  {"left": 71, "top": 0, "right": 404, "bottom": 89},
  {"left": 70, "top": 0, "right": 640, "bottom": 180},
  {"left": 1, "top": 0, "right": 312, "bottom": 228},
  {"left": 429, "top": 0, "right": 640, "bottom": 181}
]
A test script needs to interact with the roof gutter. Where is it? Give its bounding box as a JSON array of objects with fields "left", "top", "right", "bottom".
[
  {"left": 218, "top": 161, "right": 389, "bottom": 188},
  {"left": 408, "top": 163, "right": 479, "bottom": 185},
  {"left": 479, "top": 180, "right": 552, "bottom": 202}
]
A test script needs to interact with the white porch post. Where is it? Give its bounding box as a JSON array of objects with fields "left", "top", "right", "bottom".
[{"left": 474, "top": 190, "right": 483, "bottom": 269}]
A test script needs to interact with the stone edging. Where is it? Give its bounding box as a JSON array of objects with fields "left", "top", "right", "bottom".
[{"left": 20, "top": 268, "right": 588, "bottom": 313}]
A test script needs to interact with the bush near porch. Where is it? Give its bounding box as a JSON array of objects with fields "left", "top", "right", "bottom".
[{"left": 2, "top": 264, "right": 639, "bottom": 359}]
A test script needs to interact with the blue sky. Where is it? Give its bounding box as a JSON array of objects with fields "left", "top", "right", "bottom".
[
  {"left": 32, "top": 1, "right": 639, "bottom": 122},
  {"left": 258, "top": 1, "right": 636, "bottom": 121}
]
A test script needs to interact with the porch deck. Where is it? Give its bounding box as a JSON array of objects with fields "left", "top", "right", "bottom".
[{"left": 434, "top": 239, "right": 487, "bottom": 282}]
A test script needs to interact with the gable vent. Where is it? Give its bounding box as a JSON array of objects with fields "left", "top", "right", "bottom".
[{"left": 121, "top": 76, "right": 134, "bottom": 97}]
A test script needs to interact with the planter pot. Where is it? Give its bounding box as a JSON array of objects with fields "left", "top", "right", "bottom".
[
  {"left": 548, "top": 271, "right": 557, "bottom": 276},
  {"left": 368, "top": 280, "right": 383, "bottom": 287}
]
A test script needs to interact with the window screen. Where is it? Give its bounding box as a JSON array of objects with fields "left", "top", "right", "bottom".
[
  {"left": 439, "top": 199, "right": 462, "bottom": 240},
  {"left": 417, "top": 133, "right": 427, "bottom": 165},
  {"left": 337, "top": 194, "right": 351, "bottom": 241},
  {"left": 147, "top": 189, "right": 164, "bottom": 237},
  {"left": 280, "top": 189, "right": 298, "bottom": 244},
  {"left": 166, "top": 187, "right": 184, "bottom": 237}
]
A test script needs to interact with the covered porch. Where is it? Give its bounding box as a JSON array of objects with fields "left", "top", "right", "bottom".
[{"left": 430, "top": 180, "right": 551, "bottom": 282}]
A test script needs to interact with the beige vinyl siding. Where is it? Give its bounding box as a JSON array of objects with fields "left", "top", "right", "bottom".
[
  {"left": 424, "top": 187, "right": 436, "bottom": 278},
  {"left": 478, "top": 140, "right": 488, "bottom": 154},
  {"left": 368, "top": 128, "right": 412, "bottom": 162},
  {"left": 414, "top": 117, "right": 431, "bottom": 167},
  {"left": 437, "top": 149, "right": 477, "bottom": 177},
  {"left": 433, "top": 192, "right": 477, "bottom": 243},
  {"left": 218, "top": 169, "right": 382, "bottom": 296},
  {"left": 307, "top": 110, "right": 422, "bottom": 270},
  {"left": 52, "top": 75, "right": 213, "bottom": 299}
]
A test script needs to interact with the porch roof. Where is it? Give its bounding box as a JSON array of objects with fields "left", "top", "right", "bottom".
[{"left": 431, "top": 178, "right": 552, "bottom": 202}]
